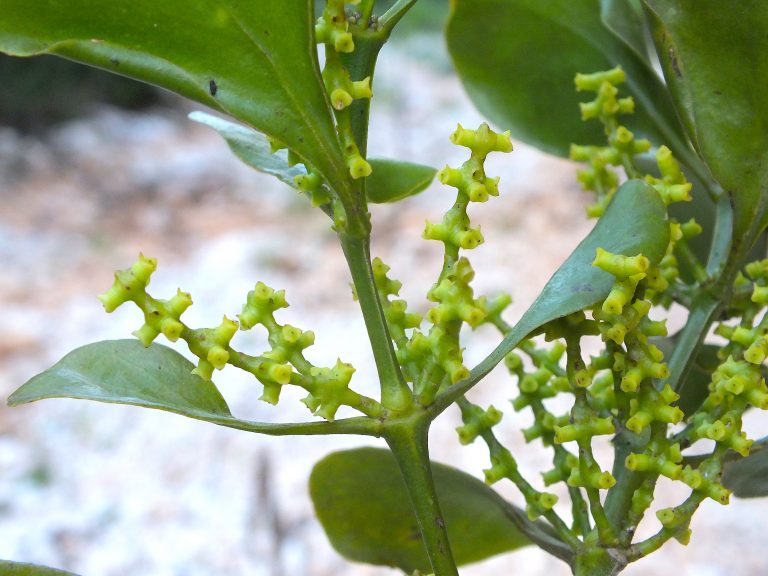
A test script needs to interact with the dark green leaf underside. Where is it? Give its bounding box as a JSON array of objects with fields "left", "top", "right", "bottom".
[{"left": 310, "top": 447, "right": 531, "bottom": 572}]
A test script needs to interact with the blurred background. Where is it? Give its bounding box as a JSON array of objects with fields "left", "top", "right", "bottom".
[{"left": 1, "top": 2, "right": 765, "bottom": 575}]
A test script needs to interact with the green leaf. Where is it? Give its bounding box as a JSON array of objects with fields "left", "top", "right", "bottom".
[
  {"left": 8, "top": 339, "right": 380, "bottom": 437},
  {"left": 189, "top": 111, "right": 306, "bottom": 190},
  {"left": 8, "top": 340, "right": 232, "bottom": 418},
  {"left": 722, "top": 446, "right": 768, "bottom": 498},
  {"left": 600, "top": 0, "right": 649, "bottom": 63},
  {"left": 365, "top": 159, "right": 436, "bottom": 203},
  {"left": 0, "top": 0, "right": 354, "bottom": 206},
  {"left": 446, "top": 0, "right": 685, "bottom": 158},
  {"left": 190, "top": 111, "right": 435, "bottom": 204},
  {"left": 0, "top": 561, "right": 80, "bottom": 576},
  {"left": 437, "top": 179, "right": 668, "bottom": 405},
  {"left": 310, "top": 447, "right": 533, "bottom": 572},
  {"left": 644, "top": 1, "right": 768, "bottom": 251}
]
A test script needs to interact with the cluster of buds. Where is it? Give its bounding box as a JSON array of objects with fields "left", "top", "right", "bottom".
[
  {"left": 98, "top": 255, "right": 374, "bottom": 422},
  {"left": 573, "top": 67, "right": 703, "bottom": 307},
  {"left": 261, "top": 1, "right": 375, "bottom": 226},
  {"left": 456, "top": 67, "right": 764, "bottom": 558},
  {"left": 570, "top": 67, "right": 650, "bottom": 217},
  {"left": 317, "top": 0, "right": 373, "bottom": 181},
  {"left": 384, "top": 122, "right": 513, "bottom": 404}
]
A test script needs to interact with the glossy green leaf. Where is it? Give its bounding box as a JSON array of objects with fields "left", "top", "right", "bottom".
[
  {"left": 0, "top": 0, "right": 353, "bottom": 204},
  {"left": 310, "top": 447, "right": 533, "bottom": 572},
  {"left": 438, "top": 179, "right": 668, "bottom": 404},
  {"left": 446, "top": 0, "right": 685, "bottom": 158},
  {"left": 9, "top": 340, "right": 232, "bottom": 418},
  {"left": 723, "top": 447, "right": 768, "bottom": 498},
  {"left": 644, "top": 1, "right": 768, "bottom": 251},
  {"left": 190, "top": 111, "right": 435, "bottom": 204},
  {"left": 0, "top": 561, "right": 79, "bottom": 576},
  {"left": 364, "top": 158, "right": 436, "bottom": 203}
]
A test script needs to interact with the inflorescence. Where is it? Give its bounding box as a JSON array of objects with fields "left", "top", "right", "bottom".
[
  {"left": 98, "top": 254, "right": 382, "bottom": 422},
  {"left": 442, "top": 67, "right": 768, "bottom": 559},
  {"left": 96, "top": 46, "right": 768, "bottom": 565}
]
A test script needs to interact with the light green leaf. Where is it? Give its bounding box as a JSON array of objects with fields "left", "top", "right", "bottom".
[
  {"left": 446, "top": 0, "right": 685, "bottom": 159},
  {"left": 190, "top": 111, "right": 435, "bottom": 204},
  {"left": 644, "top": 0, "right": 768, "bottom": 252},
  {"left": 722, "top": 446, "right": 768, "bottom": 498},
  {"left": 189, "top": 111, "right": 306, "bottom": 190},
  {"left": 9, "top": 340, "right": 232, "bottom": 418},
  {"left": 310, "top": 447, "right": 534, "bottom": 572},
  {"left": 365, "top": 159, "right": 436, "bottom": 203},
  {"left": 0, "top": 0, "right": 354, "bottom": 207},
  {"left": 0, "top": 560, "right": 80, "bottom": 576},
  {"left": 437, "top": 179, "right": 668, "bottom": 405},
  {"left": 8, "top": 339, "right": 379, "bottom": 437}
]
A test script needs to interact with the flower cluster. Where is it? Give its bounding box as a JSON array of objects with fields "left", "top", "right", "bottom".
[
  {"left": 371, "top": 123, "right": 513, "bottom": 406},
  {"left": 445, "top": 69, "right": 768, "bottom": 557},
  {"left": 98, "top": 254, "right": 381, "bottom": 421}
]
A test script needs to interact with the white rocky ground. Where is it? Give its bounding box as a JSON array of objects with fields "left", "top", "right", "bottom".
[{"left": 0, "top": 36, "right": 765, "bottom": 576}]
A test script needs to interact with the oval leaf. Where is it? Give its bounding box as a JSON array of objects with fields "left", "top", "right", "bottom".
[
  {"left": 440, "top": 179, "right": 668, "bottom": 403},
  {"left": 0, "top": 561, "right": 80, "bottom": 576},
  {"left": 723, "top": 447, "right": 768, "bottom": 498},
  {"left": 446, "top": 0, "right": 686, "bottom": 158},
  {"left": 0, "top": 1, "right": 353, "bottom": 201},
  {"left": 310, "top": 447, "right": 532, "bottom": 572},
  {"left": 7, "top": 340, "right": 381, "bottom": 437},
  {"left": 8, "top": 340, "right": 232, "bottom": 419},
  {"left": 365, "top": 159, "right": 436, "bottom": 203},
  {"left": 644, "top": 1, "right": 768, "bottom": 249}
]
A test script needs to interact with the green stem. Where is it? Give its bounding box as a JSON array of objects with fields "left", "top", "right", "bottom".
[
  {"left": 205, "top": 414, "right": 381, "bottom": 436},
  {"left": 340, "top": 232, "right": 413, "bottom": 411},
  {"left": 490, "top": 495, "right": 574, "bottom": 564},
  {"left": 340, "top": 34, "right": 385, "bottom": 156},
  {"left": 379, "top": 0, "right": 419, "bottom": 32},
  {"left": 385, "top": 418, "right": 459, "bottom": 576},
  {"left": 359, "top": 0, "right": 376, "bottom": 25},
  {"left": 668, "top": 196, "right": 735, "bottom": 394},
  {"left": 603, "top": 428, "right": 648, "bottom": 535},
  {"left": 573, "top": 546, "right": 626, "bottom": 576}
]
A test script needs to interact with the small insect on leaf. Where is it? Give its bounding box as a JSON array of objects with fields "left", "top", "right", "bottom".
[{"left": 209, "top": 79, "right": 218, "bottom": 96}]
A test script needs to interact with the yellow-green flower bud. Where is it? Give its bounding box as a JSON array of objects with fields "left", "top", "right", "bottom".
[
  {"left": 456, "top": 405, "right": 503, "bottom": 445},
  {"left": 160, "top": 318, "right": 184, "bottom": 341},
  {"left": 554, "top": 416, "right": 614, "bottom": 443},
  {"left": 593, "top": 248, "right": 649, "bottom": 279},
  {"left": 449, "top": 123, "right": 513, "bottom": 157},
  {"left": 574, "top": 67, "right": 626, "bottom": 92}
]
